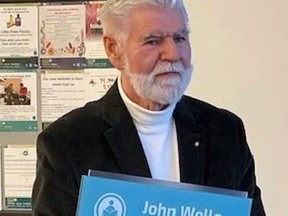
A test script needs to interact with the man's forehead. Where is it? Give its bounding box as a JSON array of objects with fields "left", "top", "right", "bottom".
[{"left": 130, "top": 9, "right": 186, "bottom": 29}]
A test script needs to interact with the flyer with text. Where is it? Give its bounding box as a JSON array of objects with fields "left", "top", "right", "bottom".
[
  {"left": 41, "top": 69, "right": 117, "bottom": 123},
  {"left": 3, "top": 145, "right": 36, "bottom": 210},
  {"left": 0, "top": 5, "right": 38, "bottom": 58},
  {"left": 39, "top": 4, "right": 85, "bottom": 58}
]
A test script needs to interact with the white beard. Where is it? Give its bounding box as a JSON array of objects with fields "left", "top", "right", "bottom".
[{"left": 123, "top": 57, "right": 193, "bottom": 105}]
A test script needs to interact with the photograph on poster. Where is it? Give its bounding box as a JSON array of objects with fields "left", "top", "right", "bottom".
[
  {"left": 0, "top": 78, "right": 31, "bottom": 105},
  {"left": 0, "top": 5, "right": 38, "bottom": 57},
  {"left": 0, "top": 72, "right": 37, "bottom": 131}
]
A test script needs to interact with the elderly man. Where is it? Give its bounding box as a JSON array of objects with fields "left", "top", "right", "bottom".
[{"left": 32, "top": 0, "right": 265, "bottom": 215}]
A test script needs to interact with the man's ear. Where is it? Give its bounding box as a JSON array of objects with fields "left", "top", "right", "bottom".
[{"left": 103, "top": 35, "right": 124, "bottom": 70}]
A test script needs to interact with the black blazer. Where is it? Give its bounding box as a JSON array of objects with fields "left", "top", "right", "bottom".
[{"left": 32, "top": 82, "right": 265, "bottom": 215}]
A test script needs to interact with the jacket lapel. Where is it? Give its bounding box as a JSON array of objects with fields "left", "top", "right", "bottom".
[
  {"left": 104, "top": 117, "right": 151, "bottom": 178},
  {"left": 174, "top": 99, "right": 206, "bottom": 185},
  {"left": 101, "top": 82, "right": 151, "bottom": 178}
]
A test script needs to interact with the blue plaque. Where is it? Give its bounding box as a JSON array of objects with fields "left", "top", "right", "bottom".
[{"left": 76, "top": 170, "right": 252, "bottom": 216}]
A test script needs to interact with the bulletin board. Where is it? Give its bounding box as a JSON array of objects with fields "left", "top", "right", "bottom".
[{"left": 0, "top": 0, "right": 117, "bottom": 215}]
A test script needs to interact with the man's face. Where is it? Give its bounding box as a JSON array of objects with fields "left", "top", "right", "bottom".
[{"left": 120, "top": 6, "right": 192, "bottom": 107}]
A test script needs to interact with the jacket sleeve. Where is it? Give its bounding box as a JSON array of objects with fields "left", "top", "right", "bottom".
[
  {"left": 237, "top": 118, "right": 266, "bottom": 216},
  {"left": 32, "top": 131, "right": 80, "bottom": 216},
  {"left": 241, "top": 157, "right": 266, "bottom": 216}
]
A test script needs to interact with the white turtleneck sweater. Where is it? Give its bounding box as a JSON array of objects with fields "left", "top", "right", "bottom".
[{"left": 117, "top": 78, "right": 180, "bottom": 182}]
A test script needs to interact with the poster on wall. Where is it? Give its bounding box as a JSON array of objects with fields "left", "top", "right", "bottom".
[
  {"left": 3, "top": 145, "right": 36, "bottom": 210},
  {"left": 39, "top": 3, "right": 86, "bottom": 69},
  {"left": 0, "top": 71, "right": 37, "bottom": 131},
  {"left": 0, "top": 5, "right": 38, "bottom": 57},
  {"left": 85, "top": 1, "right": 114, "bottom": 69},
  {"left": 41, "top": 69, "right": 117, "bottom": 125},
  {"left": 85, "top": 1, "right": 106, "bottom": 58},
  {"left": 0, "top": 5, "right": 38, "bottom": 69}
]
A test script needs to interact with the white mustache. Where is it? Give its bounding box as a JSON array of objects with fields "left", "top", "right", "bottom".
[{"left": 151, "top": 61, "right": 186, "bottom": 76}]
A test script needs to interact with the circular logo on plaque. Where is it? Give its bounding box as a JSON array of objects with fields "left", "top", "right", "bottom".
[{"left": 94, "top": 193, "right": 126, "bottom": 216}]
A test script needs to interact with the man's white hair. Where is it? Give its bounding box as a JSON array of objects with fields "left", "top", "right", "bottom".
[{"left": 101, "top": 0, "right": 189, "bottom": 46}]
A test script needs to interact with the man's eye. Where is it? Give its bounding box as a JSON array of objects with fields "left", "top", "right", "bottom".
[
  {"left": 145, "top": 39, "right": 160, "bottom": 45},
  {"left": 174, "top": 36, "right": 186, "bottom": 43}
]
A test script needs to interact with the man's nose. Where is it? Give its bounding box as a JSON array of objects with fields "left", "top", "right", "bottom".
[{"left": 160, "top": 38, "right": 181, "bottom": 62}]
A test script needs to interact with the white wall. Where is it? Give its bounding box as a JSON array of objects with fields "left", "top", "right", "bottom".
[{"left": 184, "top": 0, "right": 288, "bottom": 215}]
